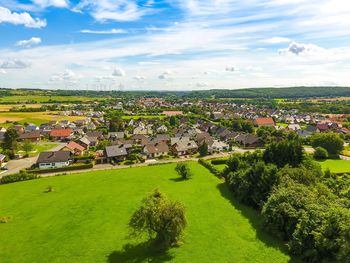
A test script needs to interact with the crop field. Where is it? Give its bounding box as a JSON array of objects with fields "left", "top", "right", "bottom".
[
  {"left": 0, "top": 162, "right": 293, "bottom": 263},
  {"left": 0, "top": 112, "right": 86, "bottom": 126},
  {"left": 317, "top": 159, "right": 350, "bottom": 173}
]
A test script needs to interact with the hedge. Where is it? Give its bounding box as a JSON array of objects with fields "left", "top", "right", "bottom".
[
  {"left": 211, "top": 159, "right": 228, "bottom": 165},
  {"left": 0, "top": 172, "right": 39, "bottom": 185},
  {"left": 27, "top": 163, "right": 93, "bottom": 174},
  {"left": 198, "top": 159, "right": 222, "bottom": 178},
  {"left": 73, "top": 155, "right": 95, "bottom": 161}
]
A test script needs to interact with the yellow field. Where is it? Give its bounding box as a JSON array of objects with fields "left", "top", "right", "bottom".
[
  {"left": 0, "top": 112, "right": 86, "bottom": 126},
  {"left": 0, "top": 104, "right": 43, "bottom": 112}
]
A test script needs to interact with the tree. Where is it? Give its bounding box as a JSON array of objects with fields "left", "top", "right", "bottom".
[
  {"left": 22, "top": 140, "right": 34, "bottom": 156},
  {"left": 311, "top": 133, "right": 344, "bottom": 156},
  {"left": 2, "top": 128, "right": 19, "bottom": 158},
  {"left": 105, "top": 110, "right": 123, "bottom": 132},
  {"left": 314, "top": 146, "right": 328, "bottom": 160},
  {"left": 263, "top": 139, "right": 304, "bottom": 168},
  {"left": 169, "top": 116, "right": 177, "bottom": 127},
  {"left": 175, "top": 163, "right": 192, "bottom": 179},
  {"left": 198, "top": 142, "right": 208, "bottom": 157},
  {"left": 129, "top": 189, "right": 187, "bottom": 250}
]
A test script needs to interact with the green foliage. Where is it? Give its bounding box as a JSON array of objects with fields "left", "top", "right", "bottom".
[
  {"left": 0, "top": 171, "right": 38, "bottom": 184},
  {"left": 129, "top": 189, "right": 187, "bottom": 250},
  {"left": 28, "top": 163, "right": 93, "bottom": 174},
  {"left": 311, "top": 133, "right": 344, "bottom": 156},
  {"left": 227, "top": 161, "right": 278, "bottom": 208},
  {"left": 263, "top": 140, "right": 304, "bottom": 168},
  {"left": 198, "top": 142, "right": 208, "bottom": 157},
  {"left": 175, "top": 163, "right": 192, "bottom": 179},
  {"left": 314, "top": 146, "right": 328, "bottom": 160},
  {"left": 22, "top": 140, "right": 34, "bottom": 155},
  {"left": 2, "top": 127, "right": 19, "bottom": 157},
  {"left": 198, "top": 159, "right": 221, "bottom": 177}
]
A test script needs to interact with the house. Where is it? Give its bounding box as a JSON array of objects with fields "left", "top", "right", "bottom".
[
  {"left": 172, "top": 140, "right": 198, "bottom": 156},
  {"left": 254, "top": 117, "right": 275, "bottom": 127},
  {"left": 78, "top": 136, "right": 91, "bottom": 149},
  {"left": 0, "top": 154, "right": 6, "bottom": 166},
  {"left": 162, "top": 111, "right": 183, "bottom": 116},
  {"left": 235, "top": 134, "right": 260, "bottom": 148},
  {"left": 108, "top": 132, "right": 124, "bottom": 141},
  {"left": 209, "top": 140, "right": 229, "bottom": 153},
  {"left": 86, "top": 131, "right": 104, "bottom": 139},
  {"left": 144, "top": 142, "right": 169, "bottom": 159},
  {"left": 36, "top": 151, "right": 72, "bottom": 169},
  {"left": 50, "top": 129, "right": 73, "bottom": 141},
  {"left": 13, "top": 125, "right": 25, "bottom": 134},
  {"left": 60, "top": 141, "right": 86, "bottom": 156},
  {"left": 156, "top": 125, "right": 168, "bottom": 133},
  {"left": 195, "top": 132, "right": 214, "bottom": 146},
  {"left": 25, "top": 124, "right": 39, "bottom": 132},
  {"left": 316, "top": 123, "right": 330, "bottom": 132},
  {"left": 288, "top": 124, "right": 301, "bottom": 131},
  {"left": 105, "top": 145, "right": 128, "bottom": 162},
  {"left": 18, "top": 131, "right": 41, "bottom": 142}
]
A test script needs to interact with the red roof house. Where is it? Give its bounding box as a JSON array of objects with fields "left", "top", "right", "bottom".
[
  {"left": 254, "top": 117, "right": 275, "bottom": 127},
  {"left": 50, "top": 129, "right": 73, "bottom": 140}
]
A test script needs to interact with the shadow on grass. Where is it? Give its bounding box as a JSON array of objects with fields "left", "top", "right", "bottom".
[
  {"left": 107, "top": 241, "right": 173, "bottom": 263},
  {"left": 169, "top": 177, "right": 190, "bottom": 182},
  {"left": 216, "top": 182, "right": 300, "bottom": 263}
]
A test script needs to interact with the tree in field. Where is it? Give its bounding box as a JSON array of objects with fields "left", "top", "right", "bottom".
[
  {"left": 263, "top": 139, "right": 304, "bottom": 168},
  {"left": 22, "top": 140, "right": 34, "bottom": 156},
  {"left": 198, "top": 142, "right": 208, "bottom": 157},
  {"left": 311, "top": 133, "right": 344, "bottom": 156},
  {"left": 2, "top": 128, "right": 19, "bottom": 158},
  {"left": 313, "top": 146, "right": 328, "bottom": 160},
  {"left": 175, "top": 163, "right": 192, "bottom": 179},
  {"left": 129, "top": 189, "right": 187, "bottom": 250}
]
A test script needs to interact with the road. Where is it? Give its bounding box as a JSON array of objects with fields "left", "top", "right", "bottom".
[{"left": 0, "top": 142, "right": 65, "bottom": 177}]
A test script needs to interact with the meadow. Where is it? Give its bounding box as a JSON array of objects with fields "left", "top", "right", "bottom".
[
  {"left": 0, "top": 162, "right": 293, "bottom": 263},
  {"left": 0, "top": 95, "right": 107, "bottom": 104},
  {"left": 316, "top": 159, "right": 350, "bottom": 173}
]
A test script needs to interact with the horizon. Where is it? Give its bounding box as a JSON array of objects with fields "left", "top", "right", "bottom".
[{"left": 1, "top": 1, "right": 350, "bottom": 90}]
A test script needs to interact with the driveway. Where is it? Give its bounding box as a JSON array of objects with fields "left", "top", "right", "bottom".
[{"left": 0, "top": 156, "right": 38, "bottom": 177}]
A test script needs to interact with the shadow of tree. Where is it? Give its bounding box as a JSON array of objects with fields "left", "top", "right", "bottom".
[
  {"left": 216, "top": 182, "right": 300, "bottom": 263},
  {"left": 107, "top": 241, "right": 174, "bottom": 263},
  {"left": 169, "top": 177, "right": 190, "bottom": 182}
]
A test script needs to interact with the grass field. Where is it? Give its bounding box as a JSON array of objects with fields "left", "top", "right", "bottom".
[
  {"left": 17, "top": 143, "right": 59, "bottom": 157},
  {"left": 0, "top": 112, "right": 86, "bottom": 126},
  {"left": 0, "top": 104, "right": 43, "bottom": 112},
  {"left": 316, "top": 159, "right": 350, "bottom": 173},
  {"left": 213, "top": 164, "right": 227, "bottom": 171},
  {"left": 0, "top": 95, "right": 107, "bottom": 103},
  {"left": 0, "top": 162, "right": 294, "bottom": 263}
]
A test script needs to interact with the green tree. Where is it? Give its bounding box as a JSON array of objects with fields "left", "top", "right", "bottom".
[
  {"left": 175, "top": 163, "right": 192, "bottom": 180},
  {"left": 22, "top": 140, "right": 34, "bottom": 156},
  {"left": 263, "top": 139, "right": 304, "bottom": 168},
  {"left": 314, "top": 146, "right": 328, "bottom": 160},
  {"left": 311, "top": 133, "right": 344, "bottom": 156},
  {"left": 2, "top": 128, "right": 19, "bottom": 158},
  {"left": 169, "top": 116, "right": 177, "bottom": 127},
  {"left": 198, "top": 142, "right": 208, "bottom": 157},
  {"left": 129, "top": 189, "right": 187, "bottom": 250}
]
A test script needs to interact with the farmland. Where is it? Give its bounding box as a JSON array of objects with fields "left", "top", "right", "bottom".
[{"left": 0, "top": 162, "right": 293, "bottom": 263}]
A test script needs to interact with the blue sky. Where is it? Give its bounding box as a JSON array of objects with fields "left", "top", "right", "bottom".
[{"left": 1, "top": 0, "right": 350, "bottom": 90}]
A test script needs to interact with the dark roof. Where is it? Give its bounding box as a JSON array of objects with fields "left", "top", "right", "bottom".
[
  {"left": 86, "top": 131, "right": 103, "bottom": 138},
  {"left": 144, "top": 142, "right": 169, "bottom": 154},
  {"left": 37, "top": 151, "right": 71, "bottom": 164},
  {"left": 19, "top": 131, "right": 41, "bottom": 140},
  {"left": 105, "top": 145, "right": 128, "bottom": 157}
]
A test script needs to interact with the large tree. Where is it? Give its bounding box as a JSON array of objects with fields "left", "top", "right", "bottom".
[
  {"left": 175, "top": 163, "right": 192, "bottom": 180},
  {"left": 129, "top": 189, "right": 187, "bottom": 250},
  {"left": 311, "top": 133, "right": 344, "bottom": 156},
  {"left": 2, "top": 128, "right": 19, "bottom": 157}
]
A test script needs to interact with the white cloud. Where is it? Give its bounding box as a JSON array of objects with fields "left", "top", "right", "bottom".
[
  {"left": 134, "top": 76, "right": 145, "bottom": 81},
  {"left": 0, "top": 69, "right": 6, "bottom": 74},
  {"left": 261, "top": 37, "right": 291, "bottom": 44},
  {"left": 16, "top": 37, "right": 42, "bottom": 47},
  {"left": 278, "top": 41, "right": 325, "bottom": 56},
  {"left": 80, "top": 28, "right": 127, "bottom": 34},
  {"left": 0, "top": 6, "right": 46, "bottom": 28},
  {"left": 73, "top": 0, "right": 151, "bottom": 22},
  {"left": 50, "top": 69, "right": 82, "bottom": 82},
  {"left": 225, "top": 65, "right": 236, "bottom": 72},
  {"left": 32, "top": 0, "right": 68, "bottom": 8},
  {"left": 158, "top": 70, "right": 172, "bottom": 80},
  {"left": 0, "top": 59, "right": 31, "bottom": 69},
  {"left": 112, "top": 68, "right": 126, "bottom": 77}
]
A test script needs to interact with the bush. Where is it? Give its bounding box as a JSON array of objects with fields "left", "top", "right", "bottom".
[
  {"left": 211, "top": 159, "right": 227, "bottom": 165},
  {"left": 311, "top": 133, "right": 344, "bottom": 156},
  {"left": 314, "top": 146, "right": 328, "bottom": 160},
  {"left": 175, "top": 163, "right": 192, "bottom": 179},
  {"left": 28, "top": 163, "right": 93, "bottom": 174},
  {"left": 0, "top": 171, "right": 39, "bottom": 184}
]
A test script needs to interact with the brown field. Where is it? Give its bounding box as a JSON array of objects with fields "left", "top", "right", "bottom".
[{"left": 308, "top": 97, "right": 350, "bottom": 102}]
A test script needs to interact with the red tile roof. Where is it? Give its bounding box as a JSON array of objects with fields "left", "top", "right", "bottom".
[
  {"left": 162, "top": 111, "right": 183, "bottom": 116},
  {"left": 50, "top": 129, "right": 73, "bottom": 137},
  {"left": 66, "top": 141, "right": 85, "bottom": 151},
  {"left": 255, "top": 117, "right": 275, "bottom": 126}
]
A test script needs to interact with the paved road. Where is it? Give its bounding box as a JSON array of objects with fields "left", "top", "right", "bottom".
[{"left": 0, "top": 142, "right": 65, "bottom": 177}]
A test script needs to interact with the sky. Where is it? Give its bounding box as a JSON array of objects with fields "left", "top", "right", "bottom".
[{"left": 0, "top": 0, "right": 350, "bottom": 91}]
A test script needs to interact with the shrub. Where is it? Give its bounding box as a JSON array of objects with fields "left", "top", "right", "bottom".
[
  {"left": 314, "top": 147, "right": 328, "bottom": 160},
  {"left": 175, "top": 163, "right": 192, "bottom": 179},
  {"left": 211, "top": 159, "right": 227, "bottom": 165},
  {"left": 28, "top": 163, "right": 93, "bottom": 174},
  {"left": 198, "top": 159, "right": 222, "bottom": 177},
  {"left": 0, "top": 171, "right": 39, "bottom": 184}
]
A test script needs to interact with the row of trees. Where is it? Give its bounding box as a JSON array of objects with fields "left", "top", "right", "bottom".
[{"left": 224, "top": 139, "right": 350, "bottom": 262}]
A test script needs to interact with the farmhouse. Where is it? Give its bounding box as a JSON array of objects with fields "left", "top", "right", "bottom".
[{"left": 36, "top": 151, "right": 72, "bottom": 169}]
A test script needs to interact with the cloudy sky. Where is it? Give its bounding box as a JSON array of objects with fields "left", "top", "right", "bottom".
[{"left": 0, "top": 0, "right": 350, "bottom": 91}]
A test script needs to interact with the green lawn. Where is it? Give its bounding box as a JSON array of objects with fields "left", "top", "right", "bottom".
[
  {"left": 0, "top": 162, "right": 294, "bottom": 263},
  {"left": 316, "top": 159, "right": 350, "bottom": 173},
  {"left": 17, "top": 143, "right": 59, "bottom": 157},
  {"left": 213, "top": 164, "right": 227, "bottom": 171}
]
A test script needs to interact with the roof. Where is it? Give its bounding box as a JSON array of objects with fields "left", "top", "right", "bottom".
[
  {"left": 19, "top": 131, "right": 41, "bottom": 140},
  {"left": 174, "top": 140, "right": 198, "bottom": 152},
  {"left": 50, "top": 129, "right": 73, "bottom": 137},
  {"left": 0, "top": 154, "right": 5, "bottom": 161},
  {"left": 37, "top": 151, "right": 71, "bottom": 164},
  {"left": 105, "top": 145, "right": 128, "bottom": 157},
  {"left": 144, "top": 142, "right": 169, "bottom": 154},
  {"left": 65, "top": 141, "right": 85, "bottom": 152},
  {"left": 162, "top": 111, "right": 183, "bottom": 116},
  {"left": 86, "top": 131, "right": 103, "bottom": 138},
  {"left": 255, "top": 117, "right": 275, "bottom": 126}
]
